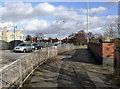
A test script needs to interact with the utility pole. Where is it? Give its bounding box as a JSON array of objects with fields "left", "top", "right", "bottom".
[
  {"left": 14, "top": 26, "right": 17, "bottom": 41},
  {"left": 14, "top": 26, "right": 17, "bottom": 47},
  {"left": 87, "top": 0, "right": 89, "bottom": 43}
]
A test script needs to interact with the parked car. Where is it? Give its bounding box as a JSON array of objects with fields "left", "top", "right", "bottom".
[
  {"left": 14, "top": 43, "right": 32, "bottom": 53},
  {"left": 31, "top": 43, "right": 42, "bottom": 50},
  {"left": 52, "top": 43, "right": 60, "bottom": 46}
]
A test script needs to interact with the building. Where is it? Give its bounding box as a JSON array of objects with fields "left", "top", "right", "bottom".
[
  {"left": 0, "top": 26, "right": 24, "bottom": 42},
  {"left": 42, "top": 38, "right": 61, "bottom": 43}
]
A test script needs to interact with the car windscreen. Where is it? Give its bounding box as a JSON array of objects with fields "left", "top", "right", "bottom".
[
  {"left": 54, "top": 44, "right": 58, "bottom": 46},
  {"left": 33, "top": 44, "right": 38, "bottom": 46},
  {"left": 19, "top": 43, "right": 26, "bottom": 46}
]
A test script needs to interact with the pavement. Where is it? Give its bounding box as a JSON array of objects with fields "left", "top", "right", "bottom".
[{"left": 23, "top": 48, "right": 120, "bottom": 89}]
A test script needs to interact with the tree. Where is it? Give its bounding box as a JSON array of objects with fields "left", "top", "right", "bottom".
[
  {"left": 35, "top": 33, "right": 44, "bottom": 41},
  {"left": 68, "top": 30, "right": 86, "bottom": 45},
  {"left": 48, "top": 37, "right": 52, "bottom": 43},
  {"left": 94, "top": 33, "right": 102, "bottom": 39},
  {"left": 88, "top": 32, "right": 94, "bottom": 39},
  {"left": 75, "top": 30, "right": 86, "bottom": 45},
  {"left": 34, "top": 36, "right": 37, "bottom": 42},
  {"left": 26, "top": 34, "right": 32, "bottom": 41},
  {"left": 103, "top": 18, "right": 118, "bottom": 39}
]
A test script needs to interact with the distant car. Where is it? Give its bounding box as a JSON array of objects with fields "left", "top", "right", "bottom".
[
  {"left": 31, "top": 43, "right": 42, "bottom": 50},
  {"left": 14, "top": 43, "right": 32, "bottom": 53},
  {"left": 53, "top": 43, "right": 60, "bottom": 46}
]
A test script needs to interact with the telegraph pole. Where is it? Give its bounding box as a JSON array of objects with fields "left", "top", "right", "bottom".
[
  {"left": 14, "top": 26, "right": 17, "bottom": 47},
  {"left": 87, "top": 0, "right": 89, "bottom": 43}
]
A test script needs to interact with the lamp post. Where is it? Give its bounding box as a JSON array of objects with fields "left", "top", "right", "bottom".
[
  {"left": 14, "top": 26, "right": 17, "bottom": 47},
  {"left": 87, "top": 0, "right": 89, "bottom": 43},
  {"left": 14, "top": 26, "right": 17, "bottom": 41}
]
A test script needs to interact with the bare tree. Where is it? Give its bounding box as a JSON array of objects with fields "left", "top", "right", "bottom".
[
  {"left": 35, "top": 33, "right": 44, "bottom": 41},
  {"left": 94, "top": 33, "right": 102, "bottom": 39},
  {"left": 104, "top": 18, "right": 118, "bottom": 38},
  {"left": 76, "top": 30, "right": 86, "bottom": 45},
  {"left": 68, "top": 30, "right": 86, "bottom": 45}
]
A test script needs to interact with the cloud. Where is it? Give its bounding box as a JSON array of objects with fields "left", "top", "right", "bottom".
[
  {"left": 80, "top": 7, "right": 107, "bottom": 16},
  {"left": 0, "top": 2, "right": 117, "bottom": 39},
  {"left": 24, "top": 19, "right": 49, "bottom": 31},
  {"left": 1, "top": 3, "right": 34, "bottom": 21},
  {"left": 1, "top": 2, "right": 79, "bottom": 22},
  {"left": 34, "top": 3, "right": 56, "bottom": 16},
  {"left": 0, "top": 15, "right": 117, "bottom": 39}
]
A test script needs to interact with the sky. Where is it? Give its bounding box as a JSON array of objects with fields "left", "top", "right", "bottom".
[{"left": 0, "top": 1, "right": 118, "bottom": 39}]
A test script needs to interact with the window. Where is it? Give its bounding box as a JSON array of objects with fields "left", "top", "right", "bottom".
[
  {"left": 19, "top": 43, "right": 26, "bottom": 46},
  {"left": 26, "top": 44, "right": 30, "bottom": 46}
]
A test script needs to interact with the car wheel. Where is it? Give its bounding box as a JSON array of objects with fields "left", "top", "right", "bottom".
[{"left": 23, "top": 49, "right": 26, "bottom": 53}]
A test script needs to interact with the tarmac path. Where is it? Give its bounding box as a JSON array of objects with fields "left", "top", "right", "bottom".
[{"left": 23, "top": 48, "right": 119, "bottom": 89}]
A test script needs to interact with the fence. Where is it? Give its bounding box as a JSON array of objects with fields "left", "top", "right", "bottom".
[{"left": 0, "top": 46, "right": 79, "bottom": 88}]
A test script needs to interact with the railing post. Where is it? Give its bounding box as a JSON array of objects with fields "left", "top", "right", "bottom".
[
  {"left": 53, "top": 47, "right": 54, "bottom": 56},
  {"left": 56, "top": 46, "right": 57, "bottom": 55},
  {"left": 48, "top": 47, "right": 49, "bottom": 58},
  {"left": 19, "top": 59, "right": 22, "bottom": 87}
]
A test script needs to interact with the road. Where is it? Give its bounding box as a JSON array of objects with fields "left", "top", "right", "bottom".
[
  {"left": 23, "top": 48, "right": 120, "bottom": 88},
  {"left": 0, "top": 50, "right": 32, "bottom": 68}
]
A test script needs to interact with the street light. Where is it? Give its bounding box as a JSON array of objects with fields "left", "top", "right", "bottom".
[
  {"left": 14, "top": 26, "right": 17, "bottom": 47},
  {"left": 87, "top": 0, "right": 89, "bottom": 43},
  {"left": 14, "top": 26, "right": 17, "bottom": 41}
]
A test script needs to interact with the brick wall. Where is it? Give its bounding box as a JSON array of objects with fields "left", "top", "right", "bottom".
[
  {"left": 88, "top": 43, "right": 102, "bottom": 56},
  {"left": 88, "top": 42, "right": 114, "bottom": 65},
  {"left": 102, "top": 42, "right": 114, "bottom": 58}
]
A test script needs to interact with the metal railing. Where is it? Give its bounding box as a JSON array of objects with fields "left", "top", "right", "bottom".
[{"left": 0, "top": 46, "right": 79, "bottom": 88}]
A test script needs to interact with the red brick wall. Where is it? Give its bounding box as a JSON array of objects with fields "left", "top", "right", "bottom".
[
  {"left": 88, "top": 43, "right": 102, "bottom": 57},
  {"left": 116, "top": 51, "right": 120, "bottom": 60},
  {"left": 102, "top": 42, "right": 114, "bottom": 58},
  {"left": 89, "top": 42, "right": 114, "bottom": 59}
]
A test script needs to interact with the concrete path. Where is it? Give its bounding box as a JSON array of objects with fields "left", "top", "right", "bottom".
[{"left": 23, "top": 48, "right": 119, "bottom": 89}]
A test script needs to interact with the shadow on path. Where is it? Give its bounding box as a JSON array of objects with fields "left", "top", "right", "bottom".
[
  {"left": 23, "top": 48, "right": 118, "bottom": 89},
  {"left": 61, "top": 48, "right": 99, "bottom": 65}
]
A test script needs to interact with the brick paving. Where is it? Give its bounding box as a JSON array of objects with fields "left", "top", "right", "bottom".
[{"left": 23, "top": 48, "right": 120, "bottom": 89}]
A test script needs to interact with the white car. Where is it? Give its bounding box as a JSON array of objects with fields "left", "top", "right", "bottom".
[{"left": 14, "top": 43, "right": 32, "bottom": 53}]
